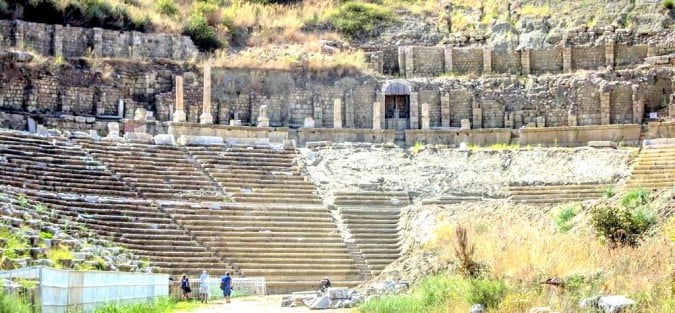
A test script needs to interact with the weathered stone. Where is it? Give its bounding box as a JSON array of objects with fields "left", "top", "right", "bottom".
[
  {"left": 327, "top": 287, "right": 349, "bottom": 300},
  {"left": 257, "top": 105, "right": 270, "bottom": 127},
  {"left": 304, "top": 117, "right": 315, "bottom": 128},
  {"left": 178, "top": 135, "right": 224, "bottom": 146},
  {"left": 460, "top": 119, "right": 471, "bottom": 130},
  {"left": 598, "top": 296, "right": 635, "bottom": 313},
  {"left": 229, "top": 120, "right": 242, "bottom": 126},
  {"left": 588, "top": 141, "right": 617, "bottom": 149},
  {"left": 308, "top": 295, "right": 330, "bottom": 310},
  {"left": 153, "top": 134, "right": 176, "bottom": 146},
  {"left": 470, "top": 304, "right": 486, "bottom": 313},
  {"left": 124, "top": 132, "right": 153, "bottom": 143},
  {"left": 133, "top": 108, "right": 147, "bottom": 122}
]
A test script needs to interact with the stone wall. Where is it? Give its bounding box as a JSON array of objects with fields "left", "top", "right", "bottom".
[
  {"left": 0, "top": 20, "right": 198, "bottom": 60},
  {"left": 394, "top": 42, "right": 673, "bottom": 77},
  {"left": 405, "top": 128, "right": 512, "bottom": 146},
  {"left": 519, "top": 124, "right": 641, "bottom": 147},
  {"left": 295, "top": 128, "right": 395, "bottom": 146},
  {"left": 168, "top": 122, "right": 289, "bottom": 142}
]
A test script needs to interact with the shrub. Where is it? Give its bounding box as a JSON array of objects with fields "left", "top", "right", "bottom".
[
  {"left": 603, "top": 186, "right": 616, "bottom": 198},
  {"left": 620, "top": 188, "right": 649, "bottom": 209},
  {"left": 47, "top": 246, "right": 73, "bottom": 268},
  {"left": 183, "top": 12, "right": 222, "bottom": 51},
  {"left": 465, "top": 278, "right": 508, "bottom": 309},
  {"left": 0, "top": 291, "right": 30, "bottom": 313},
  {"left": 327, "top": 2, "right": 395, "bottom": 39},
  {"left": 453, "top": 226, "right": 481, "bottom": 278},
  {"left": 155, "top": 0, "right": 178, "bottom": 16},
  {"left": 664, "top": 0, "right": 675, "bottom": 10},
  {"left": 555, "top": 205, "right": 578, "bottom": 232},
  {"left": 591, "top": 205, "right": 657, "bottom": 247}
]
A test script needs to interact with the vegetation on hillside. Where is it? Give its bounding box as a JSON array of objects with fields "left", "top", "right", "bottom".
[
  {"left": 0, "top": 291, "right": 31, "bottom": 313},
  {"left": 360, "top": 188, "right": 674, "bottom": 312}
]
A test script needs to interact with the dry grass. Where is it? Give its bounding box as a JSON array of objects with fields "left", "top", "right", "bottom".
[{"left": 427, "top": 215, "right": 674, "bottom": 312}]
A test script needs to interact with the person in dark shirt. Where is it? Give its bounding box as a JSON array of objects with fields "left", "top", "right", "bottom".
[
  {"left": 319, "top": 277, "right": 332, "bottom": 292},
  {"left": 180, "top": 274, "right": 191, "bottom": 300},
  {"left": 220, "top": 272, "right": 233, "bottom": 304}
]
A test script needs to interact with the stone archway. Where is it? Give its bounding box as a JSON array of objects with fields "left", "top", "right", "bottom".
[{"left": 382, "top": 80, "right": 411, "bottom": 130}]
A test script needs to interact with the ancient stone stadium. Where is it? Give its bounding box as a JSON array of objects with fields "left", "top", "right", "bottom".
[{"left": 0, "top": 0, "right": 673, "bottom": 312}]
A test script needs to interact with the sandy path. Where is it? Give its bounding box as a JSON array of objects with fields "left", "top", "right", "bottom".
[{"left": 177, "top": 296, "right": 355, "bottom": 313}]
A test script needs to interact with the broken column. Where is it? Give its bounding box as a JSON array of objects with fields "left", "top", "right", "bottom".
[
  {"left": 421, "top": 102, "right": 430, "bottom": 130},
  {"left": 568, "top": 108, "right": 578, "bottom": 127},
  {"left": 536, "top": 116, "right": 546, "bottom": 128},
  {"left": 410, "top": 92, "right": 419, "bottom": 129},
  {"left": 173, "top": 75, "right": 187, "bottom": 123},
  {"left": 460, "top": 119, "right": 471, "bottom": 130},
  {"left": 303, "top": 117, "right": 315, "bottom": 128},
  {"left": 257, "top": 105, "right": 270, "bottom": 127},
  {"left": 333, "top": 98, "right": 342, "bottom": 129},
  {"left": 372, "top": 101, "right": 383, "bottom": 130},
  {"left": 134, "top": 108, "right": 147, "bottom": 121},
  {"left": 106, "top": 122, "right": 120, "bottom": 138},
  {"left": 200, "top": 63, "right": 214, "bottom": 124},
  {"left": 440, "top": 92, "right": 450, "bottom": 127},
  {"left": 471, "top": 95, "right": 482, "bottom": 129},
  {"left": 632, "top": 85, "right": 644, "bottom": 124}
]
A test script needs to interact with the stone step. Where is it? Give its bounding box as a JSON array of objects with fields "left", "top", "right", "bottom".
[
  {"left": 198, "top": 236, "right": 344, "bottom": 244},
  {"left": 508, "top": 184, "right": 609, "bottom": 192},
  {"left": 334, "top": 199, "right": 409, "bottom": 207},
  {"left": 343, "top": 218, "right": 399, "bottom": 225},
  {"left": 232, "top": 197, "right": 322, "bottom": 204},
  {"left": 221, "top": 251, "right": 352, "bottom": 259},
  {"left": 174, "top": 214, "right": 332, "bottom": 223},
  {"left": 203, "top": 241, "right": 349, "bottom": 249},
  {"left": 236, "top": 263, "right": 355, "bottom": 270}
]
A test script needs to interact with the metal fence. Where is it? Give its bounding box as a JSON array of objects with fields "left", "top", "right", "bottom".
[
  {"left": 169, "top": 276, "right": 267, "bottom": 300},
  {"left": 0, "top": 266, "right": 169, "bottom": 313}
]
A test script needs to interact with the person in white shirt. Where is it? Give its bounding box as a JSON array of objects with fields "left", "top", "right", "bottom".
[{"left": 199, "top": 270, "right": 210, "bottom": 303}]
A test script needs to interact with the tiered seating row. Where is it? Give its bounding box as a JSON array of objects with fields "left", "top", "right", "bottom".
[
  {"left": 18, "top": 190, "right": 233, "bottom": 276},
  {"left": 508, "top": 184, "right": 611, "bottom": 203},
  {"left": 162, "top": 202, "right": 362, "bottom": 293},
  {"left": 186, "top": 146, "right": 322, "bottom": 205},
  {"left": 0, "top": 132, "right": 136, "bottom": 197},
  {"left": 76, "top": 140, "right": 222, "bottom": 201},
  {"left": 626, "top": 143, "right": 675, "bottom": 190},
  {"left": 334, "top": 192, "right": 405, "bottom": 276}
]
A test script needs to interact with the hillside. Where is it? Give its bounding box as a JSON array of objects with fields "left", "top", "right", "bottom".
[{"left": 1, "top": 0, "right": 673, "bottom": 69}]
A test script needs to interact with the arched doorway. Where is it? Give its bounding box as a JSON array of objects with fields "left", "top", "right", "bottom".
[{"left": 383, "top": 81, "right": 411, "bottom": 130}]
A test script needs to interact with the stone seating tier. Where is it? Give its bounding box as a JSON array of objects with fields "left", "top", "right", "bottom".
[
  {"left": 18, "top": 190, "right": 233, "bottom": 276},
  {"left": 334, "top": 191, "right": 411, "bottom": 207},
  {"left": 508, "top": 184, "right": 612, "bottom": 203},
  {"left": 0, "top": 132, "right": 136, "bottom": 197},
  {"left": 161, "top": 202, "right": 361, "bottom": 293},
  {"left": 75, "top": 139, "right": 222, "bottom": 201},
  {"left": 626, "top": 144, "right": 675, "bottom": 189}
]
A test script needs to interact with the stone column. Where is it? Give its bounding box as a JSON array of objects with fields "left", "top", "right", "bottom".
[
  {"left": 345, "top": 92, "right": 355, "bottom": 128},
  {"left": 671, "top": 78, "right": 675, "bottom": 120},
  {"left": 444, "top": 46, "right": 454, "bottom": 74},
  {"left": 173, "top": 75, "right": 187, "bottom": 122},
  {"left": 471, "top": 96, "right": 482, "bottom": 129},
  {"left": 373, "top": 101, "right": 383, "bottom": 130},
  {"left": 13, "top": 20, "right": 25, "bottom": 49},
  {"left": 521, "top": 50, "right": 531, "bottom": 75},
  {"left": 421, "top": 103, "right": 430, "bottom": 130},
  {"left": 600, "top": 84, "right": 611, "bottom": 125},
  {"left": 312, "top": 94, "right": 323, "bottom": 127},
  {"left": 397, "top": 46, "right": 407, "bottom": 76},
  {"left": 257, "top": 105, "right": 270, "bottom": 127},
  {"left": 631, "top": 85, "right": 643, "bottom": 124},
  {"left": 568, "top": 108, "right": 578, "bottom": 127},
  {"left": 107, "top": 122, "right": 120, "bottom": 138},
  {"left": 409, "top": 92, "right": 419, "bottom": 129},
  {"left": 563, "top": 47, "right": 573, "bottom": 73},
  {"left": 605, "top": 38, "right": 615, "bottom": 70},
  {"left": 483, "top": 48, "right": 492, "bottom": 74},
  {"left": 200, "top": 64, "right": 214, "bottom": 124},
  {"left": 405, "top": 46, "right": 415, "bottom": 78},
  {"left": 440, "top": 92, "right": 450, "bottom": 127},
  {"left": 52, "top": 25, "right": 64, "bottom": 57},
  {"left": 92, "top": 28, "right": 103, "bottom": 57},
  {"left": 333, "top": 98, "right": 342, "bottom": 129}
]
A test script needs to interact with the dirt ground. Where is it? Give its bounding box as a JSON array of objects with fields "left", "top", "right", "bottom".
[{"left": 177, "top": 296, "right": 355, "bottom": 313}]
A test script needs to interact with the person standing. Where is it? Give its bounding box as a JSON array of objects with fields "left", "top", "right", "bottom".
[
  {"left": 220, "top": 272, "right": 233, "bottom": 304},
  {"left": 199, "top": 270, "right": 210, "bottom": 303},
  {"left": 180, "top": 274, "right": 191, "bottom": 301}
]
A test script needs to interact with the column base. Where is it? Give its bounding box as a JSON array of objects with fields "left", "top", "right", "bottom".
[
  {"left": 199, "top": 112, "right": 214, "bottom": 124},
  {"left": 172, "top": 110, "right": 187, "bottom": 123}
]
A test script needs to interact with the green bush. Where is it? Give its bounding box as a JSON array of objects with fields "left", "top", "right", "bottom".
[
  {"left": 183, "top": 12, "right": 222, "bottom": 51},
  {"left": 155, "top": 0, "right": 178, "bottom": 16},
  {"left": 465, "top": 278, "right": 508, "bottom": 309},
  {"left": 0, "top": 291, "right": 30, "bottom": 313},
  {"left": 555, "top": 206, "right": 578, "bottom": 232},
  {"left": 620, "top": 188, "right": 649, "bottom": 209},
  {"left": 93, "top": 297, "right": 174, "bottom": 313},
  {"left": 603, "top": 186, "right": 616, "bottom": 198},
  {"left": 591, "top": 205, "right": 657, "bottom": 247},
  {"left": 327, "top": 2, "right": 395, "bottom": 39},
  {"left": 664, "top": 0, "right": 675, "bottom": 10}
]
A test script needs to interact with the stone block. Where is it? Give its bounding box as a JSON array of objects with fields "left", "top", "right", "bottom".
[
  {"left": 460, "top": 119, "right": 471, "bottom": 130},
  {"left": 229, "top": 119, "right": 242, "bottom": 126},
  {"left": 179, "top": 135, "right": 224, "bottom": 146},
  {"left": 536, "top": 116, "right": 546, "bottom": 128},
  {"left": 36, "top": 125, "right": 48, "bottom": 136},
  {"left": 588, "top": 141, "right": 617, "bottom": 149},
  {"left": 283, "top": 140, "right": 296, "bottom": 149},
  {"left": 153, "top": 134, "right": 176, "bottom": 146},
  {"left": 124, "top": 132, "right": 153, "bottom": 143},
  {"left": 226, "top": 137, "right": 270, "bottom": 148},
  {"left": 303, "top": 117, "right": 315, "bottom": 128},
  {"left": 257, "top": 117, "right": 270, "bottom": 127},
  {"left": 134, "top": 108, "right": 147, "bottom": 121},
  {"left": 74, "top": 116, "right": 86, "bottom": 123},
  {"left": 89, "top": 130, "right": 100, "bottom": 140},
  {"left": 107, "top": 122, "right": 120, "bottom": 137},
  {"left": 172, "top": 110, "right": 186, "bottom": 123},
  {"left": 327, "top": 288, "right": 350, "bottom": 300}
]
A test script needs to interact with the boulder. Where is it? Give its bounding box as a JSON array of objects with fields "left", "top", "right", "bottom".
[
  {"left": 598, "top": 295, "right": 635, "bottom": 313},
  {"left": 308, "top": 295, "right": 330, "bottom": 310},
  {"left": 327, "top": 287, "right": 349, "bottom": 300},
  {"left": 470, "top": 304, "right": 486, "bottom": 313}
]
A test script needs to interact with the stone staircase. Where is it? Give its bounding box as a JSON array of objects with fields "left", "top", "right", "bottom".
[
  {"left": 76, "top": 140, "right": 222, "bottom": 201},
  {"left": 625, "top": 141, "right": 675, "bottom": 190},
  {"left": 17, "top": 189, "right": 233, "bottom": 276},
  {"left": 508, "top": 184, "right": 611, "bottom": 203},
  {"left": 185, "top": 146, "right": 322, "bottom": 204},
  {"left": 334, "top": 192, "right": 407, "bottom": 277},
  {"left": 0, "top": 131, "right": 136, "bottom": 197},
  {"left": 161, "top": 202, "right": 362, "bottom": 294}
]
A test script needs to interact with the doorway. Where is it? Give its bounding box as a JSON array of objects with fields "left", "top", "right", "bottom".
[{"left": 385, "top": 95, "right": 410, "bottom": 130}]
